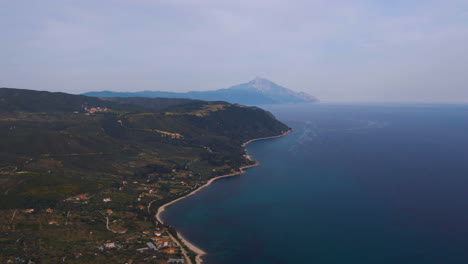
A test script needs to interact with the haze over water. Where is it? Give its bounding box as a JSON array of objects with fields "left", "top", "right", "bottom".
[{"left": 162, "top": 103, "right": 468, "bottom": 264}]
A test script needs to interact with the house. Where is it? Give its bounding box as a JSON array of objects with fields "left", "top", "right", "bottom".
[
  {"left": 162, "top": 247, "right": 177, "bottom": 254},
  {"left": 138, "top": 205, "right": 145, "bottom": 210},
  {"left": 75, "top": 194, "right": 88, "bottom": 200},
  {"left": 45, "top": 208, "right": 53, "bottom": 213},
  {"left": 136, "top": 247, "right": 149, "bottom": 253},
  {"left": 104, "top": 242, "right": 116, "bottom": 249},
  {"left": 152, "top": 238, "right": 171, "bottom": 248},
  {"left": 142, "top": 230, "right": 151, "bottom": 234},
  {"left": 103, "top": 198, "right": 112, "bottom": 202},
  {"left": 25, "top": 209, "right": 35, "bottom": 213},
  {"left": 146, "top": 242, "right": 157, "bottom": 251},
  {"left": 168, "top": 258, "right": 185, "bottom": 263},
  {"left": 154, "top": 231, "right": 162, "bottom": 237},
  {"left": 106, "top": 209, "right": 113, "bottom": 215},
  {"left": 48, "top": 220, "right": 59, "bottom": 225}
]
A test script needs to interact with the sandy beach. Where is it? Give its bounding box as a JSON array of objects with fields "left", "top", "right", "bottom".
[
  {"left": 241, "top": 129, "right": 291, "bottom": 147},
  {"left": 155, "top": 129, "right": 291, "bottom": 263}
]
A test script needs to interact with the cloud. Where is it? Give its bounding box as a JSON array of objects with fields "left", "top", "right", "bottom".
[{"left": 1, "top": 0, "right": 468, "bottom": 101}]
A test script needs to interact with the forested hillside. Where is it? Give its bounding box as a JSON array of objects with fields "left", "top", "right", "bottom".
[{"left": 0, "top": 88, "right": 289, "bottom": 263}]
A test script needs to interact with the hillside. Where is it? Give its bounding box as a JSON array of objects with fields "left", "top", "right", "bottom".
[
  {"left": 83, "top": 77, "right": 319, "bottom": 105},
  {"left": 0, "top": 88, "right": 289, "bottom": 207},
  {"left": 0, "top": 88, "right": 289, "bottom": 263},
  {"left": 0, "top": 88, "right": 199, "bottom": 113}
]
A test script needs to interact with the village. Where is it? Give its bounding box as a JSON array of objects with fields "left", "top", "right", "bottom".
[
  {"left": 0, "top": 165, "right": 228, "bottom": 264},
  {"left": 0, "top": 123, "right": 246, "bottom": 264},
  {"left": 4, "top": 203, "right": 187, "bottom": 263}
]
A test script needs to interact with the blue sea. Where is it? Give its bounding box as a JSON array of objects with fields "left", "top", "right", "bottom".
[{"left": 161, "top": 103, "right": 468, "bottom": 264}]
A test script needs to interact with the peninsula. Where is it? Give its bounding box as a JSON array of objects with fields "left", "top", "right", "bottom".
[{"left": 0, "top": 87, "right": 289, "bottom": 264}]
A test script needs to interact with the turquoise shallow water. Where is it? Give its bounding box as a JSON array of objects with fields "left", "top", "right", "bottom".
[{"left": 162, "top": 103, "right": 468, "bottom": 264}]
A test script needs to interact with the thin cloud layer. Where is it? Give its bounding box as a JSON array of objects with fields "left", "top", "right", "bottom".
[{"left": 1, "top": 0, "right": 467, "bottom": 102}]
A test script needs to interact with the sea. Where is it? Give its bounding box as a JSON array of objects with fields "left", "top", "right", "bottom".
[{"left": 161, "top": 103, "right": 468, "bottom": 264}]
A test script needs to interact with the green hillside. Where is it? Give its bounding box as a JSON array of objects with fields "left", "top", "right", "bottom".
[{"left": 0, "top": 88, "right": 289, "bottom": 263}]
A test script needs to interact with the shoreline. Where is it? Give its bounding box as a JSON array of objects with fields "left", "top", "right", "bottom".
[{"left": 155, "top": 129, "right": 291, "bottom": 264}]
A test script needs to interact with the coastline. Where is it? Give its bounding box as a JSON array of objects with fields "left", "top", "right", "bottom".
[{"left": 155, "top": 129, "right": 291, "bottom": 264}]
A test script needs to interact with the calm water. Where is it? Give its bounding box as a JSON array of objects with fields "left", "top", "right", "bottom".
[{"left": 162, "top": 103, "right": 468, "bottom": 264}]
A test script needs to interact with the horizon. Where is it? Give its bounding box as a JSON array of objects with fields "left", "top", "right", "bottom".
[
  {"left": 3, "top": 85, "right": 468, "bottom": 104},
  {"left": 1, "top": 1, "right": 468, "bottom": 102}
]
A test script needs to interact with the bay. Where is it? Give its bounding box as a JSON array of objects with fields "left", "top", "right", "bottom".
[{"left": 162, "top": 103, "right": 468, "bottom": 264}]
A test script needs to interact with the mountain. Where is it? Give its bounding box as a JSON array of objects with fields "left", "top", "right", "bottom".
[{"left": 83, "top": 77, "right": 319, "bottom": 105}]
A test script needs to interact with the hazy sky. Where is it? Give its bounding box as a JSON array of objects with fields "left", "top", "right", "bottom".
[{"left": 1, "top": 0, "right": 468, "bottom": 102}]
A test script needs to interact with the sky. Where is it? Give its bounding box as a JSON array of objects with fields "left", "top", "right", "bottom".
[{"left": 1, "top": 0, "right": 468, "bottom": 102}]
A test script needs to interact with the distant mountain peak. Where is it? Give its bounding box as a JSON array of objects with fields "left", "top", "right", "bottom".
[
  {"left": 246, "top": 77, "right": 277, "bottom": 92},
  {"left": 231, "top": 77, "right": 285, "bottom": 93},
  {"left": 84, "top": 78, "right": 319, "bottom": 105},
  {"left": 252, "top": 76, "right": 272, "bottom": 84}
]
